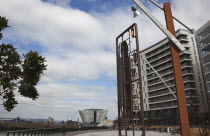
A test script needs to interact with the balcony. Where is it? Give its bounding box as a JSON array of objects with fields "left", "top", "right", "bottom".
[
  {"left": 180, "top": 53, "right": 191, "bottom": 58},
  {"left": 149, "top": 98, "right": 177, "bottom": 105},
  {"left": 148, "top": 91, "right": 176, "bottom": 98},
  {"left": 147, "top": 58, "right": 171, "bottom": 69},
  {"left": 147, "top": 52, "right": 171, "bottom": 64},
  {"left": 181, "top": 62, "right": 193, "bottom": 68},
  {"left": 147, "top": 70, "right": 173, "bottom": 81},
  {"left": 146, "top": 45, "right": 170, "bottom": 59},
  {"left": 148, "top": 84, "right": 175, "bottom": 92},
  {"left": 180, "top": 49, "right": 191, "bottom": 55},
  {"left": 149, "top": 101, "right": 178, "bottom": 110},
  {"left": 147, "top": 64, "right": 173, "bottom": 75},
  {"left": 147, "top": 78, "right": 174, "bottom": 87}
]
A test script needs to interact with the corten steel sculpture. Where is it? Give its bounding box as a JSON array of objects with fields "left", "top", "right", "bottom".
[{"left": 116, "top": 23, "right": 145, "bottom": 136}]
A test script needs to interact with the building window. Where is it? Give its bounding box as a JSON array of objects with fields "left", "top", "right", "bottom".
[
  {"left": 191, "top": 37, "right": 194, "bottom": 43},
  {"left": 200, "top": 83, "right": 202, "bottom": 90},
  {"left": 205, "top": 73, "right": 210, "bottom": 82},
  {"left": 203, "top": 64, "right": 210, "bottom": 73},
  {"left": 201, "top": 54, "right": 210, "bottom": 64},
  {"left": 199, "top": 76, "right": 201, "bottom": 82},
  {"left": 184, "top": 83, "right": 196, "bottom": 89},
  {"left": 207, "top": 83, "right": 210, "bottom": 91}
]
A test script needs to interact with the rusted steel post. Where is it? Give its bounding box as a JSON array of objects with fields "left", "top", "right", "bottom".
[
  {"left": 116, "top": 40, "right": 122, "bottom": 136},
  {"left": 135, "top": 112, "right": 138, "bottom": 127},
  {"left": 134, "top": 24, "right": 146, "bottom": 136},
  {"left": 163, "top": 2, "right": 191, "bottom": 136},
  {"left": 121, "top": 42, "right": 128, "bottom": 136}
]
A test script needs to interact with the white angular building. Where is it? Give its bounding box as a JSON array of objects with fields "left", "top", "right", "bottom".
[{"left": 79, "top": 109, "right": 108, "bottom": 124}]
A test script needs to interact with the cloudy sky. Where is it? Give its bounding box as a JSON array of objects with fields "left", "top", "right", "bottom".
[{"left": 0, "top": 0, "right": 209, "bottom": 121}]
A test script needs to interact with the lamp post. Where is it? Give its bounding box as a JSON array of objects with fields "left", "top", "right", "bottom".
[{"left": 131, "top": 0, "right": 191, "bottom": 136}]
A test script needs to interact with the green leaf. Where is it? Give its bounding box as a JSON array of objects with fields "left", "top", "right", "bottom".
[{"left": 0, "top": 16, "right": 47, "bottom": 111}]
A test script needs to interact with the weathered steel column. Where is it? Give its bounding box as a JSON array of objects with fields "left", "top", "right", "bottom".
[
  {"left": 134, "top": 25, "right": 145, "bottom": 136},
  {"left": 121, "top": 41, "right": 132, "bottom": 136},
  {"left": 116, "top": 41, "right": 122, "bottom": 136},
  {"left": 163, "top": 2, "right": 191, "bottom": 136}
]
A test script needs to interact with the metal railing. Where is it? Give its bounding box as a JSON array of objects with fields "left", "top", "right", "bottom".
[
  {"left": 3, "top": 128, "right": 64, "bottom": 136},
  {"left": 1, "top": 126, "right": 109, "bottom": 136}
]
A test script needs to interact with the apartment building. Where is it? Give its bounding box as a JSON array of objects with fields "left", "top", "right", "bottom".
[
  {"left": 131, "top": 29, "right": 207, "bottom": 125},
  {"left": 196, "top": 20, "right": 210, "bottom": 95}
]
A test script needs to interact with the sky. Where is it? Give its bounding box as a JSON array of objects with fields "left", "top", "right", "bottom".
[{"left": 0, "top": 0, "right": 209, "bottom": 121}]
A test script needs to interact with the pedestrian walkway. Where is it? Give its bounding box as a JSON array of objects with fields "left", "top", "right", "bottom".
[
  {"left": 48, "top": 130, "right": 175, "bottom": 136},
  {"left": 48, "top": 129, "right": 109, "bottom": 136}
]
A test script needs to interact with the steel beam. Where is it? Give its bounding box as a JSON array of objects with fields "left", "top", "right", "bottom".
[
  {"left": 116, "top": 44, "right": 122, "bottom": 136},
  {"left": 163, "top": 2, "right": 191, "bottom": 136},
  {"left": 121, "top": 41, "right": 129, "bottom": 136},
  {"left": 134, "top": 25, "right": 146, "bottom": 136}
]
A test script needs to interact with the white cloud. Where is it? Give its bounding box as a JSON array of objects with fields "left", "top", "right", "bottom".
[
  {"left": 173, "top": 0, "right": 210, "bottom": 28},
  {"left": 0, "top": 0, "right": 106, "bottom": 51},
  {"left": 42, "top": 50, "right": 116, "bottom": 82},
  {"left": 0, "top": 0, "right": 209, "bottom": 120},
  {"left": 44, "top": 0, "right": 71, "bottom": 7}
]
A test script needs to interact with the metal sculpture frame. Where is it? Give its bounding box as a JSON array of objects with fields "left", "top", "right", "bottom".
[{"left": 116, "top": 23, "right": 145, "bottom": 136}]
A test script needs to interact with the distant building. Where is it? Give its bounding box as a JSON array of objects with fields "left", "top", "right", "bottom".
[
  {"left": 196, "top": 20, "right": 210, "bottom": 95},
  {"left": 78, "top": 109, "right": 108, "bottom": 124},
  {"left": 67, "top": 120, "right": 80, "bottom": 128},
  {"left": 0, "top": 117, "right": 49, "bottom": 123},
  {"left": 0, "top": 118, "right": 16, "bottom": 122},
  {"left": 48, "top": 117, "right": 54, "bottom": 123},
  {"left": 97, "top": 119, "right": 113, "bottom": 127}
]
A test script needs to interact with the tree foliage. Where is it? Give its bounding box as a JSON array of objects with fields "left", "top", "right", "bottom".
[{"left": 0, "top": 16, "right": 47, "bottom": 111}]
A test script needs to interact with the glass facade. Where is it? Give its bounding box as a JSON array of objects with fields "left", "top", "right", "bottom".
[{"left": 196, "top": 21, "right": 210, "bottom": 93}]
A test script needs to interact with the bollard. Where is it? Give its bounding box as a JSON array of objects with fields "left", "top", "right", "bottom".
[
  {"left": 167, "top": 127, "right": 170, "bottom": 134},
  {"left": 37, "top": 130, "right": 40, "bottom": 136},
  {"left": 27, "top": 131, "right": 30, "bottom": 136},
  {"left": 18, "top": 131, "right": 21, "bottom": 136},
  {"left": 31, "top": 130, "right": 33, "bottom": 136}
]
